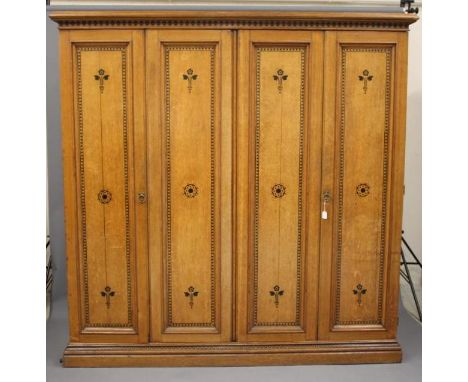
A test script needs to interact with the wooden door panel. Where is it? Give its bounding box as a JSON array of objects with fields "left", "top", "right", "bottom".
[
  {"left": 336, "top": 48, "right": 392, "bottom": 326},
  {"left": 61, "top": 30, "right": 147, "bottom": 343},
  {"left": 319, "top": 31, "right": 408, "bottom": 340},
  {"left": 80, "top": 46, "right": 131, "bottom": 327},
  {"left": 147, "top": 30, "right": 232, "bottom": 342},
  {"left": 254, "top": 47, "right": 305, "bottom": 327},
  {"left": 166, "top": 46, "right": 216, "bottom": 328},
  {"left": 237, "top": 31, "right": 323, "bottom": 342}
]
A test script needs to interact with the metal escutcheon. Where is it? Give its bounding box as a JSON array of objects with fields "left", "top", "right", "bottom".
[{"left": 137, "top": 192, "right": 147, "bottom": 203}]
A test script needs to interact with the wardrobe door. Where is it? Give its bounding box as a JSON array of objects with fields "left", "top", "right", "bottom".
[
  {"left": 60, "top": 30, "right": 148, "bottom": 343},
  {"left": 147, "top": 30, "right": 233, "bottom": 342},
  {"left": 319, "top": 31, "right": 408, "bottom": 340},
  {"left": 237, "top": 31, "right": 323, "bottom": 342}
]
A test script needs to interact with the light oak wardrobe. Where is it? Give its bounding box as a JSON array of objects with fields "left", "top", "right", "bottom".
[{"left": 50, "top": 10, "right": 418, "bottom": 367}]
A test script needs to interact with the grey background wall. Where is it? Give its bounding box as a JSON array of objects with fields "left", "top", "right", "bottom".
[
  {"left": 403, "top": 17, "right": 422, "bottom": 257},
  {"left": 401, "top": 13, "right": 422, "bottom": 319},
  {"left": 47, "top": 15, "right": 65, "bottom": 298},
  {"left": 46, "top": 2, "right": 422, "bottom": 303}
]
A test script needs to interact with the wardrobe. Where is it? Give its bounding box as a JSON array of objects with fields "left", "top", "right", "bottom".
[{"left": 50, "top": 10, "right": 418, "bottom": 366}]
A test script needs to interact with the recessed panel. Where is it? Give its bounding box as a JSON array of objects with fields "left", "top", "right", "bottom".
[
  {"left": 252, "top": 46, "right": 306, "bottom": 328},
  {"left": 163, "top": 45, "right": 218, "bottom": 328},
  {"left": 75, "top": 44, "right": 135, "bottom": 329},
  {"left": 334, "top": 46, "right": 393, "bottom": 326}
]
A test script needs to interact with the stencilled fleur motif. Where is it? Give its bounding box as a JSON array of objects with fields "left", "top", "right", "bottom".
[
  {"left": 269, "top": 285, "right": 285, "bottom": 307},
  {"left": 182, "top": 68, "right": 198, "bottom": 93},
  {"left": 358, "top": 69, "right": 373, "bottom": 94},
  {"left": 94, "top": 68, "right": 110, "bottom": 94},
  {"left": 353, "top": 284, "right": 367, "bottom": 305},
  {"left": 273, "top": 69, "right": 288, "bottom": 94},
  {"left": 100, "top": 286, "right": 115, "bottom": 309},
  {"left": 184, "top": 286, "right": 199, "bottom": 309}
]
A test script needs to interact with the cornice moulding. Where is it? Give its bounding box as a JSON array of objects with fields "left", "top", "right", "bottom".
[
  {"left": 49, "top": 1, "right": 423, "bottom": 7},
  {"left": 49, "top": 10, "right": 419, "bottom": 30}
]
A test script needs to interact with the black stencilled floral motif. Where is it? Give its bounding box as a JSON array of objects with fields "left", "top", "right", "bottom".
[
  {"left": 272, "top": 184, "right": 286, "bottom": 198},
  {"left": 353, "top": 284, "right": 367, "bottom": 305},
  {"left": 356, "top": 183, "right": 370, "bottom": 197},
  {"left": 184, "top": 286, "right": 199, "bottom": 309},
  {"left": 273, "top": 69, "right": 288, "bottom": 93},
  {"left": 269, "top": 285, "right": 285, "bottom": 307},
  {"left": 98, "top": 189, "right": 112, "bottom": 204},
  {"left": 358, "top": 69, "right": 373, "bottom": 94},
  {"left": 184, "top": 184, "right": 198, "bottom": 198},
  {"left": 94, "top": 68, "right": 110, "bottom": 94},
  {"left": 182, "top": 68, "right": 198, "bottom": 93},
  {"left": 101, "top": 286, "right": 116, "bottom": 309}
]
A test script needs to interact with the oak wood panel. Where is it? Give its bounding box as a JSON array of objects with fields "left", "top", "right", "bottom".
[
  {"left": 147, "top": 30, "right": 233, "bottom": 342},
  {"left": 319, "top": 31, "right": 408, "bottom": 341},
  {"left": 336, "top": 46, "right": 392, "bottom": 326},
  {"left": 79, "top": 45, "right": 131, "bottom": 327},
  {"left": 237, "top": 30, "right": 323, "bottom": 342},
  {"left": 61, "top": 30, "right": 147, "bottom": 343},
  {"left": 166, "top": 46, "right": 216, "bottom": 328}
]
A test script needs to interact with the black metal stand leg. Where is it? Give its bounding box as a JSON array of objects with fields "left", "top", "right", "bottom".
[
  {"left": 402, "top": 235, "right": 422, "bottom": 267},
  {"left": 401, "top": 249, "right": 422, "bottom": 322}
]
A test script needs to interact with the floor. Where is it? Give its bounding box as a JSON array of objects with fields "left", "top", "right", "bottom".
[{"left": 47, "top": 296, "right": 421, "bottom": 382}]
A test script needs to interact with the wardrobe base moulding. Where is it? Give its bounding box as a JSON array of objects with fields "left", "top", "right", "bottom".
[{"left": 62, "top": 341, "right": 402, "bottom": 367}]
